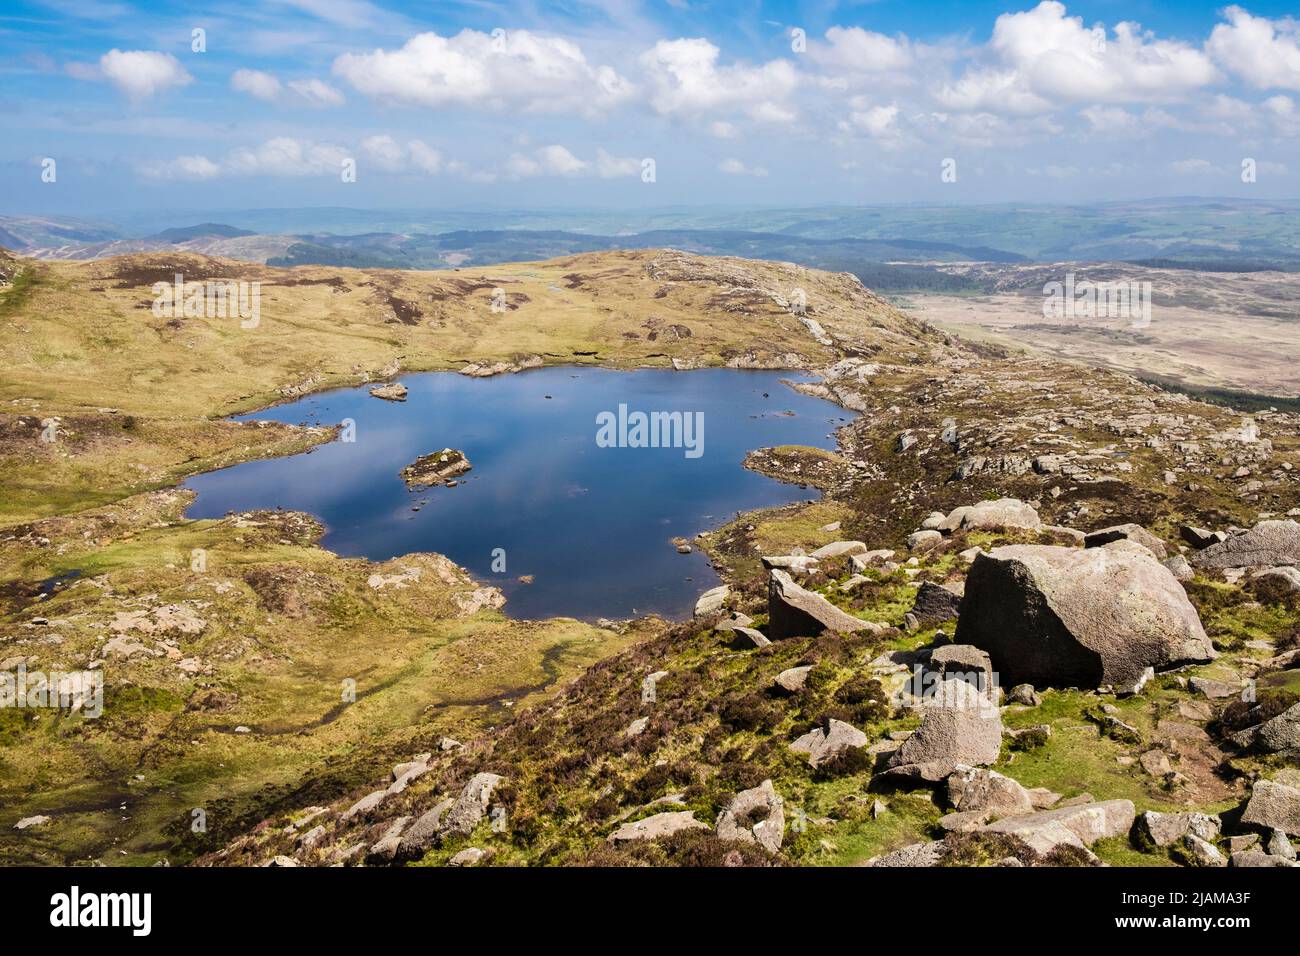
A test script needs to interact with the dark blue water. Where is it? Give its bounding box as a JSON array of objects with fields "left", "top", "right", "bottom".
[{"left": 184, "top": 368, "right": 852, "bottom": 620}]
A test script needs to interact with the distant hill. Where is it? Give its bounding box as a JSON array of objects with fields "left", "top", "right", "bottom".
[{"left": 148, "top": 223, "right": 256, "bottom": 243}]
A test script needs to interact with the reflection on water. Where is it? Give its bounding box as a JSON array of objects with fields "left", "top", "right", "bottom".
[{"left": 185, "top": 367, "right": 852, "bottom": 620}]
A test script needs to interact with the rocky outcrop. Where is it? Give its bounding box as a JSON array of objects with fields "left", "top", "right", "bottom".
[
  {"left": 400, "top": 448, "right": 472, "bottom": 489},
  {"left": 938, "top": 498, "right": 1041, "bottom": 533},
  {"left": 369, "top": 383, "right": 408, "bottom": 401},
  {"left": 1191, "top": 520, "right": 1300, "bottom": 569},
  {"left": 956, "top": 543, "right": 1215, "bottom": 688},
  {"left": 767, "top": 569, "right": 877, "bottom": 639},
  {"left": 981, "top": 799, "right": 1136, "bottom": 855}
]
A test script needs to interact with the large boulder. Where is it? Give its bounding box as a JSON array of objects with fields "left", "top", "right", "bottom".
[
  {"left": 956, "top": 543, "right": 1215, "bottom": 689},
  {"left": 1191, "top": 520, "right": 1300, "bottom": 570},
  {"left": 981, "top": 799, "right": 1135, "bottom": 855},
  {"left": 887, "top": 679, "right": 1002, "bottom": 778},
  {"left": 714, "top": 780, "right": 785, "bottom": 853},
  {"left": 1241, "top": 780, "right": 1300, "bottom": 836},
  {"left": 767, "top": 569, "right": 876, "bottom": 639},
  {"left": 939, "top": 498, "right": 1041, "bottom": 533}
]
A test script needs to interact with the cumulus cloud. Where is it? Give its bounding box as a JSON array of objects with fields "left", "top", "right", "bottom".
[
  {"left": 332, "top": 29, "right": 632, "bottom": 114},
  {"left": 640, "top": 38, "right": 798, "bottom": 123},
  {"left": 718, "top": 157, "right": 768, "bottom": 177},
  {"left": 595, "top": 148, "right": 641, "bottom": 178},
  {"left": 140, "top": 154, "right": 221, "bottom": 181},
  {"left": 810, "top": 27, "right": 913, "bottom": 75},
  {"left": 504, "top": 144, "right": 590, "bottom": 178},
  {"left": 98, "top": 49, "right": 192, "bottom": 101},
  {"left": 842, "top": 103, "right": 901, "bottom": 139},
  {"left": 937, "top": 1, "right": 1218, "bottom": 113},
  {"left": 231, "top": 69, "right": 345, "bottom": 107},
  {"left": 1208, "top": 7, "right": 1300, "bottom": 91}
]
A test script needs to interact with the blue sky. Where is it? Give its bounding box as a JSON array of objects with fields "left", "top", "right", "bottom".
[{"left": 4, "top": 0, "right": 1300, "bottom": 215}]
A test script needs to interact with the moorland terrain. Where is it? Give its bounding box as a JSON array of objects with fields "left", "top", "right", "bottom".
[{"left": 1, "top": 242, "right": 1298, "bottom": 868}]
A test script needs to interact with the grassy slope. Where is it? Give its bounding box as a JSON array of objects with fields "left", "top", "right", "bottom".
[
  {"left": 0, "top": 248, "right": 924, "bottom": 864},
  {"left": 209, "top": 359, "right": 1300, "bottom": 868}
]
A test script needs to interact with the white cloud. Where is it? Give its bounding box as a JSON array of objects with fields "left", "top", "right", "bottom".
[
  {"left": 231, "top": 69, "right": 344, "bottom": 107},
  {"left": 595, "top": 148, "right": 640, "bottom": 178},
  {"left": 225, "top": 137, "right": 351, "bottom": 177},
  {"left": 640, "top": 38, "right": 798, "bottom": 123},
  {"left": 287, "top": 78, "right": 346, "bottom": 107},
  {"left": 504, "top": 144, "right": 590, "bottom": 179},
  {"left": 843, "top": 103, "right": 900, "bottom": 139},
  {"left": 1208, "top": 7, "right": 1300, "bottom": 91},
  {"left": 1169, "top": 157, "right": 1215, "bottom": 174},
  {"left": 333, "top": 29, "right": 632, "bottom": 114},
  {"left": 718, "top": 157, "right": 768, "bottom": 177},
  {"left": 231, "top": 69, "right": 282, "bottom": 102},
  {"left": 140, "top": 154, "right": 221, "bottom": 181},
  {"left": 811, "top": 27, "right": 913, "bottom": 75},
  {"left": 98, "top": 49, "right": 192, "bottom": 101},
  {"left": 938, "top": 1, "right": 1217, "bottom": 113}
]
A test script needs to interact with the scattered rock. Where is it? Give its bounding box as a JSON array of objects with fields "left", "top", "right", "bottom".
[
  {"left": 790, "top": 718, "right": 869, "bottom": 768},
  {"left": 1008, "top": 683, "right": 1041, "bottom": 706},
  {"left": 714, "top": 780, "right": 784, "bottom": 853},
  {"left": 982, "top": 799, "right": 1136, "bottom": 854},
  {"left": 767, "top": 569, "right": 876, "bottom": 640},
  {"left": 887, "top": 679, "right": 1002, "bottom": 778},
  {"left": 1191, "top": 520, "right": 1300, "bottom": 569},
  {"left": 810, "top": 541, "right": 867, "bottom": 560},
  {"left": 939, "top": 498, "right": 1041, "bottom": 533},
  {"left": 1163, "top": 554, "right": 1195, "bottom": 582},
  {"left": 14, "top": 815, "right": 51, "bottom": 830},
  {"left": 1136, "top": 810, "right": 1221, "bottom": 847},
  {"left": 694, "top": 585, "right": 730, "bottom": 617},
  {"left": 608, "top": 811, "right": 708, "bottom": 844},
  {"left": 1241, "top": 779, "right": 1300, "bottom": 836},
  {"left": 1181, "top": 834, "right": 1225, "bottom": 867},
  {"left": 909, "top": 581, "right": 963, "bottom": 627},
  {"left": 1084, "top": 523, "right": 1167, "bottom": 559},
  {"left": 945, "top": 765, "right": 1035, "bottom": 816},
  {"left": 1266, "top": 828, "right": 1296, "bottom": 860},
  {"left": 773, "top": 665, "right": 813, "bottom": 694},
  {"left": 449, "top": 847, "right": 485, "bottom": 867},
  {"left": 442, "top": 772, "right": 504, "bottom": 838},
  {"left": 1189, "top": 676, "right": 1239, "bottom": 700}
]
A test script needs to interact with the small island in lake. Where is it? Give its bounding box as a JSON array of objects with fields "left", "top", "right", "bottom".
[{"left": 400, "top": 447, "right": 472, "bottom": 489}]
